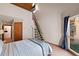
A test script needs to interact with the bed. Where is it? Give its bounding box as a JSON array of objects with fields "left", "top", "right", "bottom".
[
  {"left": 0, "top": 40, "right": 3, "bottom": 54},
  {"left": 0, "top": 38, "right": 52, "bottom": 56}
]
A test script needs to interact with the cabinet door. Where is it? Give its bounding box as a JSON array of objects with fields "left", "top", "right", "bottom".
[{"left": 14, "top": 22, "right": 22, "bottom": 41}]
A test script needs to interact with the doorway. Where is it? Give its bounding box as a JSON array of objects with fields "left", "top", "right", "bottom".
[{"left": 2, "top": 25, "right": 12, "bottom": 43}]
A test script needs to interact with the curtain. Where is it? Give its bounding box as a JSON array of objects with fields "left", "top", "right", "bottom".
[{"left": 61, "top": 16, "right": 69, "bottom": 49}]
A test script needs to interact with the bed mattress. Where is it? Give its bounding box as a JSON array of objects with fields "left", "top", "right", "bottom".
[{"left": 0, "top": 39, "right": 52, "bottom": 56}]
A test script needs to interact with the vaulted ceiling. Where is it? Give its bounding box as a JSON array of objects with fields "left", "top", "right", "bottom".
[{"left": 12, "top": 3, "right": 32, "bottom": 11}]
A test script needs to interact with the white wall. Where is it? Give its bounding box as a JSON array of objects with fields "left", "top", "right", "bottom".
[
  {"left": 0, "top": 3, "right": 34, "bottom": 39},
  {"left": 35, "top": 3, "right": 79, "bottom": 45}
]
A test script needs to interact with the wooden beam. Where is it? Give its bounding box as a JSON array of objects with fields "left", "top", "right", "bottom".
[{"left": 12, "top": 3, "right": 32, "bottom": 11}]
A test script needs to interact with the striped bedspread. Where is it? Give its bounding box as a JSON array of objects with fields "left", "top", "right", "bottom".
[{"left": 0, "top": 39, "right": 52, "bottom": 56}]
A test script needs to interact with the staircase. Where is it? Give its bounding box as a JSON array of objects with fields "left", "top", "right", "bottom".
[{"left": 32, "top": 13, "right": 44, "bottom": 40}]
